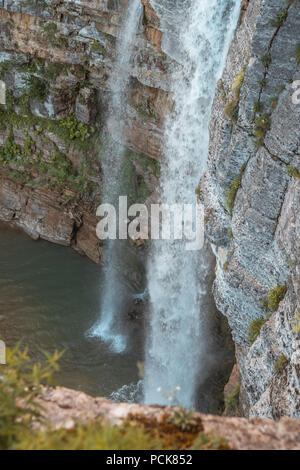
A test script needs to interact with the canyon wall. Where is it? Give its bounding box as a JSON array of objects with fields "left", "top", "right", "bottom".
[
  {"left": 0, "top": 0, "right": 168, "bottom": 262},
  {"left": 0, "top": 0, "right": 299, "bottom": 420},
  {"left": 202, "top": 0, "right": 300, "bottom": 418}
]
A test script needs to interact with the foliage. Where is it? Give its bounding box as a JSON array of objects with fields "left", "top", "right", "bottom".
[
  {"left": 254, "top": 114, "right": 271, "bottom": 147},
  {"left": 225, "top": 163, "right": 247, "bottom": 216},
  {"left": 270, "top": 10, "right": 288, "bottom": 28},
  {"left": 168, "top": 406, "right": 198, "bottom": 432},
  {"left": 20, "top": 0, "right": 47, "bottom": 9},
  {"left": 258, "top": 78, "right": 266, "bottom": 88},
  {"left": 274, "top": 354, "right": 288, "bottom": 373},
  {"left": 292, "top": 311, "right": 300, "bottom": 334},
  {"left": 22, "top": 75, "right": 49, "bottom": 102},
  {"left": 224, "top": 101, "right": 239, "bottom": 123},
  {"left": 224, "top": 385, "right": 240, "bottom": 417},
  {"left": 0, "top": 341, "right": 61, "bottom": 450},
  {"left": 15, "top": 422, "right": 163, "bottom": 451},
  {"left": 261, "top": 53, "right": 272, "bottom": 67},
  {"left": 41, "top": 22, "right": 68, "bottom": 49},
  {"left": 267, "top": 285, "right": 287, "bottom": 312},
  {"left": 60, "top": 115, "right": 93, "bottom": 142},
  {"left": 287, "top": 165, "right": 300, "bottom": 179},
  {"left": 248, "top": 317, "right": 268, "bottom": 344},
  {"left": 190, "top": 432, "right": 231, "bottom": 450},
  {"left": 224, "top": 68, "right": 245, "bottom": 123},
  {"left": 223, "top": 261, "right": 229, "bottom": 271},
  {"left": 195, "top": 185, "right": 201, "bottom": 200},
  {"left": 90, "top": 41, "right": 106, "bottom": 55},
  {"left": 253, "top": 101, "right": 262, "bottom": 114}
]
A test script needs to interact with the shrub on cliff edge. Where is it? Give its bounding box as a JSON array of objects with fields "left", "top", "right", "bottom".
[{"left": 248, "top": 317, "right": 268, "bottom": 344}]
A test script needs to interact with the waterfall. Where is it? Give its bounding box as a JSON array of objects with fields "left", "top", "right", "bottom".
[
  {"left": 88, "top": 0, "right": 143, "bottom": 353},
  {"left": 144, "top": 0, "right": 242, "bottom": 408}
]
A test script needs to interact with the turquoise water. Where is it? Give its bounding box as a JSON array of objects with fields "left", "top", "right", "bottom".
[{"left": 0, "top": 223, "right": 144, "bottom": 399}]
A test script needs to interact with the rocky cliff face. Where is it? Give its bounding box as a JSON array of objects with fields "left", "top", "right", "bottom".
[
  {"left": 202, "top": 0, "right": 300, "bottom": 418},
  {"left": 0, "top": 0, "right": 169, "bottom": 261},
  {"left": 0, "top": 0, "right": 299, "bottom": 421}
]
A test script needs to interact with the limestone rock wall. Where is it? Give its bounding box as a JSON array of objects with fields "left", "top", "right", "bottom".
[{"left": 202, "top": 0, "right": 300, "bottom": 418}]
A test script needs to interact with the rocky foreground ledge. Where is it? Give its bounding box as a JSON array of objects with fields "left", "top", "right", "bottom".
[{"left": 36, "top": 387, "right": 300, "bottom": 450}]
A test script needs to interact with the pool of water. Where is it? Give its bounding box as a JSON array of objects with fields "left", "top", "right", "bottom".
[{"left": 0, "top": 223, "right": 144, "bottom": 400}]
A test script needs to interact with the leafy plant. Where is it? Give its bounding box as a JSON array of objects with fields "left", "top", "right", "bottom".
[
  {"left": 22, "top": 75, "right": 49, "bottom": 102},
  {"left": 168, "top": 406, "right": 198, "bottom": 432},
  {"left": 224, "top": 385, "right": 240, "bottom": 416},
  {"left": 224, "top": 68, "right": 246, "bottom": 123},
  {"left": 253, "top": 101, "right": 262, "bottom": 113},
  {"left": 267, "top": 285, "right": 287, "bottom": 312},
  {"left": 0, "top": 341, "right": 61, "bottom": 450},
  {"left": 287, "top": 165, "right": 300, "bottom": 179},
  {"left": 90, "top": 40, "right": 106, "bottom": 55},
  {"left": 60, "top": 115, "right": 92, "bottom": 142},
  {"left": 270, "top": 10, "right": 288, "bottom": 28},
  {"left": 292, "top": 311, "right": 300, "bottom": 334},
  {"left": 261, "top": 53, "right": 272, "bottom": 67},
  {"left": 248, "top": 317, "right": 268, "bottom": 344},
  {"left": 225, "top": 163, "right": 247, "bottom": 216},
  {"left": 274, "top": 354, "right": 288, "bottom": 373},
  {"left": 258, "top": 78, "right": 266, "bottom": 88},
  {"left": 41, "top": 22, "right": 68, "bottom": 49}
]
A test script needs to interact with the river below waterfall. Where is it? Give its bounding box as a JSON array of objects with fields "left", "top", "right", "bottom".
[
  {"left": 0, "top": 223, "right": 144, "bottom": 400},
  {"left": 0, "top": 223, "right": 235, "bottom": 413}
]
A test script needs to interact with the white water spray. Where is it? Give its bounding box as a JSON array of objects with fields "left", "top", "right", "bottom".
[
  {"left": 89, "top": 0, "right": 143, "bottom": 353},
  {"left": 144, "top": 0, "right": 241, "bottom": 408}
]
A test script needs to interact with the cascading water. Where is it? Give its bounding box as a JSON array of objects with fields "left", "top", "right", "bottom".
[
  {"left": 144, "top": 0, "right": 242, "bottom": 408},
  {"left": 88, "top": 0, "right": 143, "bottom": 353}
]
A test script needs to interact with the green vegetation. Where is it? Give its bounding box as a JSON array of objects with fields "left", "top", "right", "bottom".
[
  {"left": 270, "top": 10, "right": 288, "bottom": 28},
  {"left": 224, "top": 386, "right": 240, "bottom": 417},
  {"left": 0, "top": 341, "right": 61, "bottom": 450},
  {"left": 90, "top": 40, "right": 106, "bottom": 55},
  {"left": 195, "top": 185, "right": 201, "bottom": 200},
  {"left": 0, "top": 107, "right": 98, "bottom": 195},
  {"left": 258, "top": 78, "right": 266, "bottom": 88},
  {"left": 287, "top": 165, "right": 300, "bottom": 179},
  {"left": 274, "top": 354, "right": 288, "bottom": 373},
  {"left": 254, "top": 114, "right": 271, "bottom": 147},
  {"left": 20, "top": 0, "right": 47, "bottom": 8},
  {"left": 267, "top": 285, "right": 287, "bottom": 312},
  {"left": 22, "top": 75, "right": 49, "bottom": 102},
  {"left": 41, "top": 22, "right": 68, "bottom": 49},
  {"left": 0, "top": 340, "right": 229, "bottom": 450},
  {"left": 292, "top": 311, "right": 300, "bottom": 334},
  {"left": 60, "top": 115, "right": 94, "bottom": 142},
  {"left": 224, "top": 68, "right": 246, "bottom": 123},
  {"left": 168, "top": 406, "right": 198, "bottom": 432},
  {"left": 223, "top": 261, "right": 229, "bottom": 271},
  {"left": 248, "top": 317, "right": 268, "bottom": 344},
  {"left": 261, "top": 53, "right": 272, "bottom": 67},
  {"left": 225, "top": 163, "right": 247, "bottom": 216},
  {"left": 253, "top": 101, "right": 262, "bottom": 114}
]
